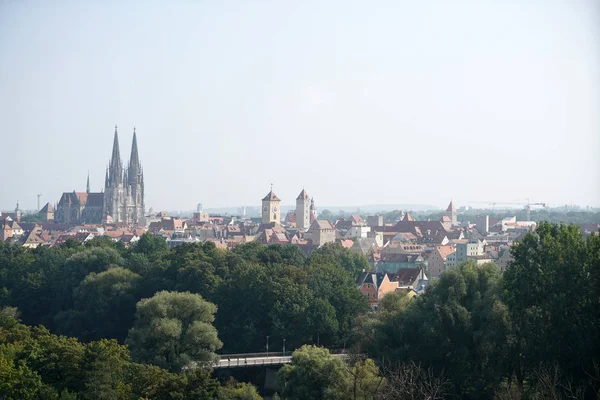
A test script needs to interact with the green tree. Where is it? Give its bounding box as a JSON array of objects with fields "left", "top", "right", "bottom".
[
  {"left": 126, "top": 291, "right": 222, "bottom": 372},
  {"left": 55, "top": 267, "right": 141, "bottom": 342},
  {"left": 309, "top": 242, "right": 369, "bottom": 279},
  {"left": 503, "top": 222, "right": 600, "bottom": 393},
  {"left": 365, "top": 261, "right": 509, "bottom": 398},
  {"left": 317, "top": 209, "right": 336, "bottom": 222},
  {"left": 0, "top": 352, "right": 56, "bottom": 400},
  {"left": 131, "top": 233, "right": 168, "bottom": 259},
  {"left": 218, "top": 378, "right": 262, "bottom": 400},
  {"left": 277, "top": 345, "right": 350, "bottom": 400},
  {"left": 80, "top": 339, "right": 129, "bottom": 400}
]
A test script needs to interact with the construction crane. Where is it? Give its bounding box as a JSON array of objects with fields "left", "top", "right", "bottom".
[
  {"left": 37, "top": 194, "right": 42, "bottom": 211},
  {"left": 523, "top": 198, "right": 546, "bottom": 221},
  {"left": 470, "top": 201, "right": 498, "bottom": 211},
  {"left": 469, "top": 199, "right": 547, "bottom": 220}
]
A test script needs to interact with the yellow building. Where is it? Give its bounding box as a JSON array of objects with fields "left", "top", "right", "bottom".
[{"left": 261, "top": 189, "right": 281, "bottom": 225}]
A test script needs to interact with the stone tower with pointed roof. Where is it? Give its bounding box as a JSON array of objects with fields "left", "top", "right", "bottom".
[
  {"left": 296, "top": 189, "right": 310, "bottom": 230},
  {"left": 261, "top": 187, "right": 281, "bottom": 225},
  {"left": 445, "top": 200, "right": 457, "bottom": 226},
  {"left": 103, "top": 126, "right": 145, "bottom": 225},
  {"left": 310, "top": 198, "right": 317, "bottom": 224}
]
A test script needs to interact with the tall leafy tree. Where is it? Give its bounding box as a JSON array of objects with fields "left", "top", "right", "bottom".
[
  {"left": 277, "top": 345, "right": 351, "bottom": 400},
  {"left": 504, "top": 222, "right": 600, "bottom": 393},
  {"left": 55, "top": 267, "right": 141, "bottom": 342},
  {"left": 126, "top": 291, "right": 222, "bottom": 372},
  {"left": 365, "top": 261, "right": 508, "bottom": 398}
]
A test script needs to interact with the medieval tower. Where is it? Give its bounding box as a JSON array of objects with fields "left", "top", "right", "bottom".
[
  {"left": 445, "top": 200, "right": 457, "bottom": 226},
  {"left": 310, "top": 198, "right": 317, "bottom": 224},
  {"left": 261, "top": 186, "right": 281, "bottom": 225},
  {"left": 296, "top": 189, "right": 310, "bottom": 230},
  {"left": 104, "top": 126, "right": 145, "bottom": 225}
]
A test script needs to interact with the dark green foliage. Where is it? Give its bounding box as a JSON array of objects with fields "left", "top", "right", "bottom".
[
  {"left": 55, "top": 267, "right": 141, "bottom": 342},
  {"left": 215, "top": 244, "right": 368, "bottom": 353},
  {"left": 357, "top": 222, "right": 600, "bottom": 398},
  {"left": 0, "top": 235, "right": 367, "bottom": 356},
  {"left": 0, "top": 315, "right": 253, "bottom": 399},
  {"left": 503, "top": 222, "right": 600, "bottom": 393},
  {"left": 309, "top": 242, "right": 370, "bottom": 279}
]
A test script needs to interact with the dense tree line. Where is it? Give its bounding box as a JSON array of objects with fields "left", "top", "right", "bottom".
[
  {"left": 355, "top": 222, "right": 600, "bottom": 398},
  {"left": 1, "top": 222, "right": 599, "bottom": 399},
  {"left": 0, "top": 237, "right": 368, "bottom": 356},
  {"left": 0, "top": 309, "right": 260, "bottom": 399}
]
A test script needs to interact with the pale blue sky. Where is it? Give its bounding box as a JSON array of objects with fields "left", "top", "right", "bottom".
[{"left": 0, "top": 0, "right": 598, "bottom": 211}]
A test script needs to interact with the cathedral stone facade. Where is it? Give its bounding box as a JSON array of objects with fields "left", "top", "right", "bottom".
[
  {"left": 55, "top": 126, "right": 145, "bottom": 226},
  {"left": 104, "top": 126, "right": 145, "bottom": 225}
]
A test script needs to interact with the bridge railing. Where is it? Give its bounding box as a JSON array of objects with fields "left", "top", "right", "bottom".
[
  {"left": 215, "top": 355, "right": 292, "bottom": 369},
  {"left": 217, "top": 348, "right": 348, "bottom": 360},
  {"left": 218, "top": 352, "right": 286, "bottom": 360}
]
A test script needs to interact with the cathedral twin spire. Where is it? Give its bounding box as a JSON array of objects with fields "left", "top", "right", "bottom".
[
  {"left": 104, "top": 125, "right": 145, "bottom": 225},
  {"left": 106, "top": 125, "right": 142, "bottom": 188}
]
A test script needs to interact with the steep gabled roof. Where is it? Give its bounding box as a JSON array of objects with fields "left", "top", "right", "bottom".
[
  {"left": 446, "top": 200, "right": 456, "bottom": 213},
  {"left": 85, "top": 193, "right": 104, "bottom": 207},
  {"left": 296, "top": 189, "right": 310, "bottom": 200},
  {"left": 394, "top": 268, "right": 423, "bottom": 285},
  {"left": 40, "top": 202, "right": 54, "bottom": 213},
  {"left": 262, "top": 191, "right": 281, "bottom": 201},
  {"left": 309, "top": 219, "right": 334, "bottom": 231}
]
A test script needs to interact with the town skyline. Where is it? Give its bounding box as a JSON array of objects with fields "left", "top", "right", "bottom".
[{"left": 1, "top": 1, "right": 599, "bottom": 210}]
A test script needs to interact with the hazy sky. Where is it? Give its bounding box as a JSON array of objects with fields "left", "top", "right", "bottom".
[{"left": 1, "top": 0, "right": 598, "bottom": 212}]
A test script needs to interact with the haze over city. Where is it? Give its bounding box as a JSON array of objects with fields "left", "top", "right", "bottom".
[{"left": 1, "top": 0, "right": 598, "bottom": 211}]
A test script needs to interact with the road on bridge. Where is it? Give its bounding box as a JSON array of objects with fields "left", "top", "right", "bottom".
[
  {"left": 215, "top": 355, "right": 292, "bottom": 368},
  {"left": 213, "top": 352, "right": 349, "bottom": 369}
]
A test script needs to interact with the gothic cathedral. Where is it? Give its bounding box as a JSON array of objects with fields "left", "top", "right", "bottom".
[{"left": 104, "top": 126, "right": 145, "bottom": 225}]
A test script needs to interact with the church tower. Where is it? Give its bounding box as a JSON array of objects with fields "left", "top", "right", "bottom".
[
  {"left": 103, "top": 126, "right": 145, "bottom": 225},
  {"left": 262, "top": 186, "right": 281, "bottom": 225},
  {"left": 445, "top": 200, "right": 457, "bottom": 226},
  {"left": 310, "top": 198, "right": 317, "bottom": 224},
  {"left": 126, "top": 128, "right": 145, "bottom": 225},
  {"left": 104, "top": 125, "right": 124, "bottom": 223},
  {"left": 296, "top": 189, "right": 310, "bottom": 230}
]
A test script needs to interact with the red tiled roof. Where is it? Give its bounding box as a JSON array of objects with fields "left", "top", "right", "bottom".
[
  {"left": 340, "top": 239, "right": 354, "bottom": 249},
  {"left": 435, "top": 245, "right": 455, "bottom": 259}
]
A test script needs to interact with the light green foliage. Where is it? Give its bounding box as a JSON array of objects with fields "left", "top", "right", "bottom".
[
  {"left": 377, "top": 290, "right": 411, "bottom": 314},
  {"left": 218, "top": 378, "right": 262, "bottom": 400},
  {"left": 126, "top": 291, "right": 222, "bottom": 372},
  {"left": 277, "top": 345, "right": 350, "bottom": 400},
  {"left": 0, "top": 351, "right": 53, "bottom": 400},
  {"left": 277, "top": 345, "right": 383, "bottom": 400},
  {"left": 344, "top": 358, "right": 385, "bottom": 400}
]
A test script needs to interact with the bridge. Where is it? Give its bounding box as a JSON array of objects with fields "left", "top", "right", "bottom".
[
  {"left": 211, "top": 351, "right": 349, "bottom": 369},
  {"left": 215, "top": 353, "right": 292, "bottom": 369}
]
